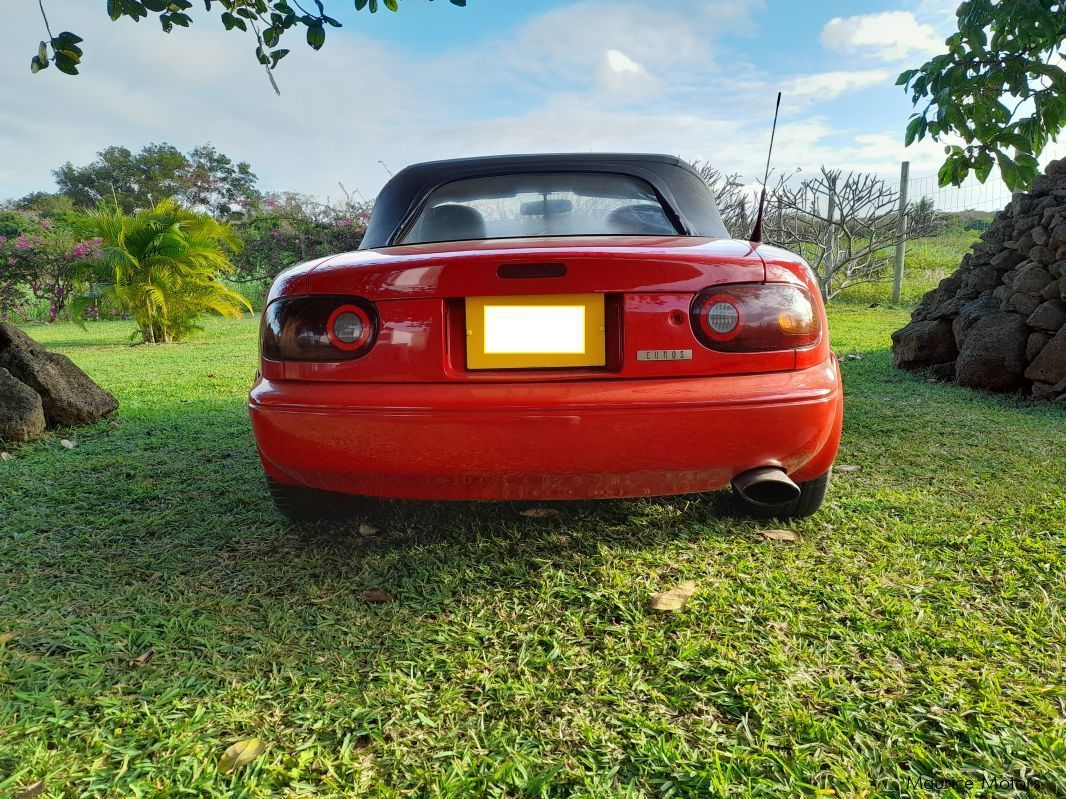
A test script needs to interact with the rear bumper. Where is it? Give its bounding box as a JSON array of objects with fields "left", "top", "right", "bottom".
[{"left": 249, "top": 359, "right": 843, "bottom": 501}]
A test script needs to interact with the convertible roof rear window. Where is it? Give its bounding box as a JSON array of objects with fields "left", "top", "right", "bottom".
[{"left": 399, "top": 172, "right": 680, "bottom": 244}]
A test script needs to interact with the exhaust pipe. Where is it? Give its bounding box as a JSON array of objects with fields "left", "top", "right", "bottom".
[{"left": 732, "top": 467, "right": 800, "bottom": 506}]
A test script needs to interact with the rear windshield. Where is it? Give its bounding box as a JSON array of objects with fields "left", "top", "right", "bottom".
[{"left": 399, "top": 172, "right": 680, "bottom": 244}]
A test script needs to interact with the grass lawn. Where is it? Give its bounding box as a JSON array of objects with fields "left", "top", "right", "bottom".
[{"left": 1, "top": 308, "right": 1064, "bottom": 798}]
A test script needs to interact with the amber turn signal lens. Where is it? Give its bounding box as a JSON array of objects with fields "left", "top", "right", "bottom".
[{"left": 778, "top": 304, "right": 817, "bottom": 336}]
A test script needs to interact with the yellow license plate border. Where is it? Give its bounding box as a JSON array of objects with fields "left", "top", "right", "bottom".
[{"left": 465, "top": 293, "right": 606, "bottom": 370}]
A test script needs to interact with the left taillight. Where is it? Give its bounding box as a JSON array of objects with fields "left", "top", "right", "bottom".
[
  {"left": 261, "top": 296, "right": 379, "bottom": 361},
  {"left": 690, "top": 283, "right": 820, "bottom": 352}
]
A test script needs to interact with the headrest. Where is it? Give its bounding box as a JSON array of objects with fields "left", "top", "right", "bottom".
[
  {"left": 417, "top": 203, "right": 486, "bottom": 242},
  {"left": 605, "top": 204, "right": 675, "bottom": 235}
]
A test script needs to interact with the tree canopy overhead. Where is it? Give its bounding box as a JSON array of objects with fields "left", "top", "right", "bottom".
[
  {"left": 31, "top": 0, "right": 465, "bottom": 92},
  {"left": 899, "top": 0, "right": 1066, "bottom": 191}
]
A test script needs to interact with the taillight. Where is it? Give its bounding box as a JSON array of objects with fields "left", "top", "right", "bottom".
[
  {"left": 690, "top": 284, "right": 819, "bottom": 352},
  {"left": 261, "top": 296, "right": 379, "bottom": 361}
]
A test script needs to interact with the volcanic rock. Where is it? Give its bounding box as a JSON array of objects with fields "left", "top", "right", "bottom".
[
  {"left": 0, "top": 367, "right": 46, "bottom": 442},
  {"left": 955, "top": 313, "right": 1029, "bottom": 392},
  {"left": 891, "top": 319, "right": 957, "bottom": 370},
  {"left": 892, "top": 156, "right": 1066, "bottom": 398},
  {"left": 0, "top": 323, "right": 118, "bottom": 435}
]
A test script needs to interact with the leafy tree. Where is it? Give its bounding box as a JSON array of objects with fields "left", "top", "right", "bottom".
[
  {"left": 7, "top": 192, "right": 76, "bottom": 220},
  {"left": 899, "top": 0, "right": 1066, "bottom": 191},
  {"left": 54, "top": 144, "right": 189, "bottom": 213},
  {"left": 75, "top": 199, "right": 250, "bottom": 342},
  {"left": 232, "top": 190, "right": 371, "bottom": 285},
  {"left": 182, "top": 144, "right": 260, "bottom": 216},
  {"left": 52, "top": 143, "right": 259, "bottom": 216},
  {"left": 31, "top": 0, "right": 465, "bottom": 92}
]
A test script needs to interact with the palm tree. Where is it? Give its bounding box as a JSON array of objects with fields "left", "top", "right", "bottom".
[{"left": 77, "top": 199, "right": 250, "bottom": 342}]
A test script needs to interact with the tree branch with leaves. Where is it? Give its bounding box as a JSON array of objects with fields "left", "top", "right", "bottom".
[
  {"left": 899, "top": 0, "right": 1066, "bottom": 191},
  {"left": 30, "top": 0, "right": 466, "bottom": 93}
]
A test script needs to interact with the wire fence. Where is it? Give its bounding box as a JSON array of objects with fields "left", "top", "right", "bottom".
[{"left": 892, "top": 141, "right": 1065, "bottom": 214}]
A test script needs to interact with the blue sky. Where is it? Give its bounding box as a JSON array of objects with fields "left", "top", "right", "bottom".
[{"left": 0, "top": 0, "right": 1043, "bottom": 204}]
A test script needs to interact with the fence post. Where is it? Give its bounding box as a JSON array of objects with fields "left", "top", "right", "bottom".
[
  {"left": 825, "top": 174, "right": 838, "bottom": 300},
  {"left": 892, "top": 160, "right": 910, "bottom": 303}
]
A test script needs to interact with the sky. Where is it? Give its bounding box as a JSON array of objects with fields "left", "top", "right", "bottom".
[{"left": 0, "top": 0, "right": 1054, "bottom": 206}]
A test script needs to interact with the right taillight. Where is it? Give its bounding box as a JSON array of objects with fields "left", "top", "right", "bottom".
[
  {"left": 690, "top": 284, "right": 820, "bottom": 352},
  {"left": 261, "top": 295, "right": 379, "bottom": 361}
]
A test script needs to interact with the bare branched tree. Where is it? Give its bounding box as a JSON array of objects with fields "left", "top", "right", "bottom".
[
  {"left": 770, "top": 167, "right": 944, "bottom": 300},
  {"left": 692, "top": 161, "right": 754, "bottom": 237}
]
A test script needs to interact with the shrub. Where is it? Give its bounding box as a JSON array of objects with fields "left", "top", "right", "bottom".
[
  {"left": 76, "top": 200, "right": 251, "bottom": 342},
  {"left": 231, "top": 192, "right": 372, "bottom": 287},
  {"left": 0, "top": 216, "right": 101, "bottom": 322}
]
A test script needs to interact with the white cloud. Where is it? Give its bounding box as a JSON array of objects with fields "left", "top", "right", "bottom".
[
  {"left": 781, "top": 70, "right": 891, "bottom": 104},
  {"left": 605, "top": 49, "right": 642, "bottom": 75},
  {"left": 0, "top": 0, "right": 988, "bottom": 206},
  {"left": 820, "top": 11, "right": 942, "bottom": 62}
]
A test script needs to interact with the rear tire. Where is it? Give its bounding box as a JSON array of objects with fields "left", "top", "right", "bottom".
[
  {"left": 731, "top": 469, "right": 831, "bottom": 520},
  {"left": 266, "top": 477, "right": 366, "bottom": 523}
]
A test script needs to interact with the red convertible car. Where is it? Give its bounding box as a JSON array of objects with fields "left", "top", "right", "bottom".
[{"left": 250, "top": 154, "right": 842, "bottom": 520}]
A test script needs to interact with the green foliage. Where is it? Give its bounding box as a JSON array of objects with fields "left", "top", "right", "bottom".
[
  {"left": 899, "top": 0, "right": 1066, "bottom": 191},
  {"left": 75, "top": 200, "right": 250, "bottom": 342},
  {"left": 32, "top": 0, "right": 466, "bottom": 85},
  {"left": 8, "top": 191, "right": 77, "bottom": 221},
  {"left": 231, "top": 191, "right": 371, "bottom": 288},
  {"left": 0, "top": 212, "right": 101, "bottom": 323},
  {"left": 53, "top": 143, "right": 260, "bottom": 217},
  {"left": 1, "top": 310, "right": 1065, "bottom": 796}
]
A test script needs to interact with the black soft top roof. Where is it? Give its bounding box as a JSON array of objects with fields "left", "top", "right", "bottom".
[{"left": 359, "top": 153, "right": 730, "bottom": 249}]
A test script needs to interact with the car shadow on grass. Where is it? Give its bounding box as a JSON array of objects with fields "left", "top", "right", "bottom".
[{"left": 2, "top": 397, "right": 763, "bottom": 613}]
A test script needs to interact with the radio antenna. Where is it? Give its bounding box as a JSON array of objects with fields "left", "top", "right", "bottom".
[{"left": 749, "top": 91, "right": 782, "bottom": 243}]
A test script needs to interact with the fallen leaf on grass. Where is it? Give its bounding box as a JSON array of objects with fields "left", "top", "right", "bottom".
[
  {"left": 519, "top": 508, "right": 559, "bottom": 518},
  {"left": 1, "top": 451, "right": 13, "bottom": 461},
  {"left": 0, "top": 632, "right": 16, "bottom": 645},
  {"left": 107, "top": 420, "right": 120, "bottom": 429},
  {"left": 129, "top": 648, "right": 156, "bottom": 667},
  {"left": 759, "top": 529, "right": 799, "bottom": 543},
  {"left": 836, "top": 464, "right": 861, "bottom": 474},
  {"left": 649, "top": 580, "right": 697, "bottom": 612},
  {"left": 17, "top": 780, "right": 45, "bottom": 799},
  {"left": 360, "top": 589, "right": 394, "bottom": 603},
  {"left": 845, "top": 354, "right": 864, "bottom": 360},
  {"left": 218, "top": 738, "right": 266, "bottom": 775},
  {"left": 60, "top": 439, "right": 76, "bottom": 449},
  {"left": 357, "top": 523, "right": 379, "bottom": 537}
]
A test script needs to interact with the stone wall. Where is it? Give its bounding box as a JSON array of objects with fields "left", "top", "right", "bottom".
[{"left": 891, "top": 158, "right": 1066, "bottom": 401}]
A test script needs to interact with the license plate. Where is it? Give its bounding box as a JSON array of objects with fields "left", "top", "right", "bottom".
[{"left": 465, "top": 294, "right": 606, "bottom": 369}]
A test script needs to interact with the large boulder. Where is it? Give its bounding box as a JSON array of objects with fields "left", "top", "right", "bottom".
[
  {"left": 0, "top": 323, "right": 118, "bottom": 427},
  {"left": 953, "top": 293, "right": 1000, "bottom": 348},
  {"left": 1024, "top": 327, "right": 1066, "bottom": 385},
  {"left": 1026, "top": 299, "right": 1066, "bottom": 333},
  {"left": 955, "top": 313, "right": 1029, "bottom": 393},
  {"left": 0, "top": 367, "right": 46, "bottom": 442},
  {"left": 891, "top": 319, "right": 957, "bottom": 369}
]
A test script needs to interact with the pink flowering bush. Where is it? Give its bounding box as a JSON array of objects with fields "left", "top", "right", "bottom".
[
  {"left": 0, "top": 224, "right": 102, "bottom": 322},
  {"left": 231, "top": 192, "right": 373, "bottom": 289}
]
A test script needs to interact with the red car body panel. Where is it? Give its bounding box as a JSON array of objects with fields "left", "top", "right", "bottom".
[{"left": 249, "top": 235, "right": 843, "bottom": 501}]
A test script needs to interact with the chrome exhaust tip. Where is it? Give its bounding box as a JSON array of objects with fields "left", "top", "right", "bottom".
[{"left": 731, "top": 467, "right": 801, "bottom": 506}]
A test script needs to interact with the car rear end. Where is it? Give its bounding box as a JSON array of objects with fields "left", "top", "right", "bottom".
[{"left": 248, "top": 236, "right": 842, "bottom": 505}]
